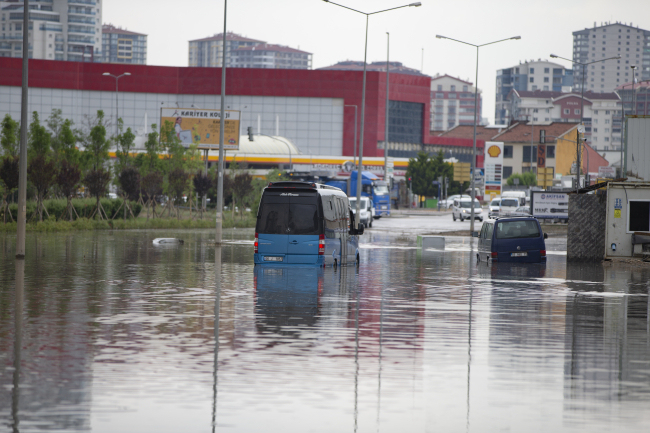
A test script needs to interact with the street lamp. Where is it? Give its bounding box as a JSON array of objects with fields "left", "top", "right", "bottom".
[
  {"left": 344, "top": 104, "right": 358, "bottom": 166},
  {"left": 216, "top": 0, "right": 228, "bottom": 245},
  {"left": 549, "top": 53, "right": 620, "bottom": 191},
  {"left": 384, "top": 32, "right": 390, "bottom": 183},
  {"left": 437, "top": 34, "right": 521, "bottom": 233},
  {"left": 323, "top": 0, "right": 421, "bottom": 222},
  {"left": 102, "top": 72, "right": 131, "bottom": 137},
  {"left": 256, "top": 133, "right": 294, "bottom": 172}
]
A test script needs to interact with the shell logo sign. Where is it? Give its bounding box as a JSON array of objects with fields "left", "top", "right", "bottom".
[{"left": 487, "top": 145, "right": 501, "bottom": 158}]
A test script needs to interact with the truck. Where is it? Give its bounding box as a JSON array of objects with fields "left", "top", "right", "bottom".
[{"left": 326, "top": 171, "right": 390, "bottom": 218}]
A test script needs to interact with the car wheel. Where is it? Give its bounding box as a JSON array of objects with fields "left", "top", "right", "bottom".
[
  {"left": 476, "top": 253, "right": 480, "bottom": 262},
  {"left": 460, "top": 215, "right": 464, "bottom": 221},
  {"left": 453, "top": 214, "right": 456, "bottom": 221},
  {"left": 369, "top": 220, "right": 373, "bottom": 228}
]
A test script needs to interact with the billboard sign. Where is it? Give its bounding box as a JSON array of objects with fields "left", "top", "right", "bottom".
[
  {"left": 537, "top": 145, "right": 546, "bottom": 168},
  {"left": 531, "top": 191, "right": 569, "bottom": 219},
  {"left": 484, "top": 141, "right": 503, "bottom": 200},
  {"left": 160, "top": 108, "right": 240, "bottom": 150},
  {"left": 598, "top": 166, "right": 616, "bottom": 178}
]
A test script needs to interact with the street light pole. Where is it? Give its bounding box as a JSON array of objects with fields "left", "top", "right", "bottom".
[
  {"left": 215, "top": 0, "right": 228, "bottom": 245},
  {"left": 15, "top": 0, "right": 29, "bottom": 259},
  {"left": 437, "top": 34, "right": 521, "bottom": 233},
  {"left": 257, "top": 133, "right": 293, "bottom": 172},
  {"left": 631, "top": 65, "right": 638, "bottom": 115},
  {"left": 344, "top": 104, "right": 358, "bottom": 166},
  {"left": 102, "top": 72, "right": 131, "bottom": 137},
  {"left": 550, "top": 54, "right": 620, "bottom": 191},
  {"left": 384, "top": 32, "right": 390, "bottom": 182},
  {"left": 323, "top": 0, "right": 421, "bottom": 222}
]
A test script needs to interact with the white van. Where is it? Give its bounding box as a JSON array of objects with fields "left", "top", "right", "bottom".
[
  {"left": 499, "top": 197, "right": 520, "bottom": 216},
  {"left": 501, "top": 191, "right": 526, "bottom": 206},
  {"left": 453, "top": 197, "right": 483, "bottom": 222}
]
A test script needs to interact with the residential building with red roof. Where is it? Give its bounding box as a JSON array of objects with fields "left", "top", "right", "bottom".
[{"left": 102, "top": 24, "right": 147, "bottom": 65}]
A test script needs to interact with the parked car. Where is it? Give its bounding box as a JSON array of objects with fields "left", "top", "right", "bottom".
[
  {"left": 349, "top": 196, "right": 372, "bottom": 228},
  {"left": 488, "top": 198, "right": 501, "bottom": 218},
  {"left": 441, "top": 194, "right": 470, "bottom": 209},
  {"left": 510, "top": 206, "right": 531, "bottom": 217},
  {"left": 499, "top": 198, "right": 520, "bottom": 216},
  {"left": 452, "top": 197, "right": 483, "bottom": 222},
  {"left": 475, "top": 217, "right": 548, "bottom": 263},
  {"left": 501, "top": 190, "right": 527, "bottom": 206}
]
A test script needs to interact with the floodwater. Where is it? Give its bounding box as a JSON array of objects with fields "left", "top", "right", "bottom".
[{"left": 1, "top": 229, "right": 649, "bottom": 432}]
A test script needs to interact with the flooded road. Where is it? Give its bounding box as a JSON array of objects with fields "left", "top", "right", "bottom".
[{"left": 1, "top": 229, "right": 649, "bottom": 432}]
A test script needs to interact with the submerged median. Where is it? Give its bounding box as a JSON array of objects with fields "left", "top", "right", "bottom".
[{"left": 0, "top": 198, "right": 256, "bottom": 232}]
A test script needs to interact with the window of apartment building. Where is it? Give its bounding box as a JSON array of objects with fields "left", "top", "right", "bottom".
[
  {"left": 450, "top": 85, "right": 456, "bottom": 91},
  {"left": 593, "top": 127, "right": 598, "bottom": 132},
  {"left": 574, "top": 109, "right": 581, "bottom": 115},
  {"left": 605, "top": 137, "right": 610, "bottom": 142},
  {"left": 605, "top": 119, "right": 610, "bottom": 124},
  {"left": 523, "top": 146, "right": 537, "bottom": 163},
  {"left": 435, "top": 92, "right": 444, "bottom": 98},
  {"left": 564, "top": 109, "right": 570, "bottom": 114},
  {"left": 605, "top": 110, "right": 610, "bottom": 114},
  {"left": 504, "top": 146, "right": 513, "bottom": 158},
  {"left": 543, "top": 86, "right": 549, "bottom": 91},
  {"left": 533, "top": 109, "right": 539, "bottom": 113},
  {"left": 532, "top": 85, "right": 537, "bottom": 91},
  {"left": 533, "top": 117, "right": 539, "bottom": 121},
  {"left": 530, "top": 68, "right": 535, "bottom": 74},
  {"left": 463, "top": 85, "right": 468, "bottom": 92},
  {"left": 448, "top": 93, "right": 457, "bottom": 99},
  {"left": 437, "top": 85, "right": 442, "bottom": 91},
  {"left": 546, "top": 145, "right": 555, "bottom": 158},
  {"left": 502, "top": 166, "right": 513, "bottom": 179},
  {"left": 530, "top": 77, "right": 534, "bottom": 83},
  {"left": 605, "top": 128, "right": 610, "bottom": 133},
  {"left": 544, "top": 77, "right": 549, "bottom": 83},
  {"left": 544, "top": 68, "right": 549, "bottom": 73}
]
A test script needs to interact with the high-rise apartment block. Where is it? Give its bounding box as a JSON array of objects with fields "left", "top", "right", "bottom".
[
  {"left": 495, "top": 60, "right": 573, "bottom": 125},
  {"left": 188, "top": 32, "right": 312, "bottom": 69},
  {"left": 572, "top": 22, "right": 650, "bottom": 93},
  {"left": 430, "top": 75, "right": 482, "bottom": 132},
  {"left": 102, "top": 24, "right": 146, "bottom": 64},
  {"left": 0, "top": 0, "right": 102, "bottom": 62}
]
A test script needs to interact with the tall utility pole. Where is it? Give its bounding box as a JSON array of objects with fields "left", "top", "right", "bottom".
[
  {"left": 437, "top": 34, "right": 521, "bottom": 233},
  {"left": 215, "top": 1, "right": 228, "bottom": 245},
  {"left": 323, "top": 0, "right": 421, "bottom": 222},
  {"left": 384, "top": 32, "right": 390, "bottom": 181},
  {"left": 344, "top": 105, "right": 358, "bottom": 166},
  {"left": 16, "top": 0, "right": 29, "bottom": 259},
  {"left": 102, "top": 72, "right": 131, "bottom": 136}
]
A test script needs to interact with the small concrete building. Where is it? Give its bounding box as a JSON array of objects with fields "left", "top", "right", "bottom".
[{"left": 605, "top": 182, "right": 650, "bottom": 258}]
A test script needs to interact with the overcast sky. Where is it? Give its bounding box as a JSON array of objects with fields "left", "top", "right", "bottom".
[{"left": 104, "top": 0, "right": 650, "bottom": 125}]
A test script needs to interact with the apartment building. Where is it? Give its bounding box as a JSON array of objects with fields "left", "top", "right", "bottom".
[
  {"left": 231, "top": 43, "right": 311, "bottom": 69},
  {"left": 506, "top": 89, "right": 621, "bottom": 150},
  {"left": 495, "top": 60, "right": 573, "bottom": 124},
  {"left": 572, "top": 22, "right": 650, "bottom": 93},
  {"left": 188, "top": 32, "right": 311, "bottom": 69},
  {"left": 430, "top": 74, "right": 482, "bottom": 132},
  {"left": 102, "top": 24, "right": 146, "bottom": 65},
  {"left": 0, "top": 0, "right": 102, "bottom": 62}
]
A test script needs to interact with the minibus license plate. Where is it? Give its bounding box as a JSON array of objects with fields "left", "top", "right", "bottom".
[
  {"left": 264, "top": 256, "right": 283, "bottom": 262},
  {"left": 511, "top": 252, "right": 527, "bottom": 257},
  {"left": 381, "top": 206, "right": 387, "bottom": 210}
]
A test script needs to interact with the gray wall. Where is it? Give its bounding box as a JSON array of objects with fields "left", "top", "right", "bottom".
[{"left": 567, "top": 194, "right": 607, "bottom": 261}]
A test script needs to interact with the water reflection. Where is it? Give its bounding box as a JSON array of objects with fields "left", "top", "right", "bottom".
[{"left": 1, "top": 230, "right": 650, "bottom": 431}]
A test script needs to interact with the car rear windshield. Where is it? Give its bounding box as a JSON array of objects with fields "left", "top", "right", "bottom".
[
  {"left": 501, "top": 199, "right": 519, "bottom": 207},
  {"left": 256, "top": 193, "right": 321, "bottom": 235},
  {"left": 496, "top": 220, "right": 540, "bottom": 239}
]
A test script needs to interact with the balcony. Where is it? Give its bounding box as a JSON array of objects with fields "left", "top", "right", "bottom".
[
  {"left": 68, "top": 0, "right": 97, "bottom": 5},
  {"left": 68, "top": 17, "right": 95, "bottom": 25},
  {"left": 67, "top": 8, "right": 95, "bottom": 16}
]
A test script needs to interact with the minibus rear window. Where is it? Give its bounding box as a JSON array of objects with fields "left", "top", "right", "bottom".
[
  {"left": 496, "top": 220, "right": 540, "bottom": 239},
  {"left": 257, "top": 203, "right": 319, "bottom": 235}
]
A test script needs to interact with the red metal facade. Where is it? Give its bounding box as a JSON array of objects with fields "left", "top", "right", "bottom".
[{"left": 0, "top": 58, "right": 480, "bottom": 159}]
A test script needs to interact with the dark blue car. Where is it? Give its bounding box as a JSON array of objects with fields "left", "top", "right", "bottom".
[{"left": 476, "top": 217, "right": 548, "bottom": 263}]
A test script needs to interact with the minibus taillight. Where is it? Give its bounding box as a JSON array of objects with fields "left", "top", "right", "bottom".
[
  {"left": 540, "top": 250, "right": 546, "bottom": 257},
  {"left": 318, "top": 233, "right": 325, "bottom": 255},
  {"left": 491, "top": 252, "right": 498, "bottom": 259},
  {"left": 254, "top": 232, "right": 259, "bottom": 253}
]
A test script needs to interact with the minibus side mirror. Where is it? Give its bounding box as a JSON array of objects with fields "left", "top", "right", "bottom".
[
  {"left": 544, "top": 232, "right": 548, "bottom": 239},
  {"left": 472, "top": 231, "right": 479, "bottom": 238},
  {"left": 357, "top": 224, "right": 365, "bottom": 235}
]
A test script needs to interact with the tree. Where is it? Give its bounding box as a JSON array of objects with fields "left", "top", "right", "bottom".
[
  {"left": 28, "top": 111, "right": 51, "bottom": 160},
  {"left": 506, "top": 172, "right": 536, "bottom": 186},
  {"left": 28, "top": 154, "right": 57, "bottom": 221},
  {"left": 118, "top": 166, "right": 141, "bottom": 201},
  {"left": 0, "top": 156, "right": 19, "bottom": 222},
  {"left": 405, "top": 151, "right": 453, "bottom": 206},
  {"left": 143, "top": 123, "right": 160, "bottom": 173},
  {"left": 141, "top": 171, "right": 163, "bottom": 219},
  {"left": 1, "top": 114, "right": 19, "bottom": 157},
  {"left": 56, "top": 159, "right": 81, "bottom": 221},
  {"left": 232, "top": 171, "right": 253, "bottom": 219},
  {"left": 115, "top": 118, "right": 136, "bottom": 169},
  {"left": 167, "top": 168, "right": 189, "bottom": 219},
  {"left": 82, "top": 110, "right": 110, "bottom": 169},
  {"left": 193, "top": 170, "right": 212, "bottom": 219},
  {"left": 84, "top": 167, "right": 111, "bottom": 219},
  {"left": 59, "top": 119, "right": 81, "bottom": 165}
]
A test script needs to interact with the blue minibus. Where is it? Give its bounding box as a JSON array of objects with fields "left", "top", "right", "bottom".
[
  {"left": 254, "top": 182, "right": 364, "bottom": 266},
  {"left": 476, "top": 217, "right": 548, "bottom": 263}
]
